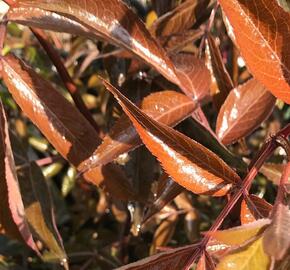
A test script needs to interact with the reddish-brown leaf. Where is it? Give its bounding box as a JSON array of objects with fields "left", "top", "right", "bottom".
[
  {"left": 0, "top": 101, "right": 38, "bottom": 253},
  {"left": 151, "top": 0, "right": 210, "bottom": 37},
  {"left": 171, "top": 53, "right": 211, "bottom": 100},
  {"left": 240, "top": 195, "right": 273, "bottom": 225},
  {"left": 219, "top": 0, "right": 290, "bottom": 104},
  {"left": 260, "top": 162, "right": 287, "bottom": 185},
  {"left": 206, "top": 34, "right": 234, "bottom": 110},
  {"left": 85, "top": 91, "right": 196, "bottom": 170},
  {"left": 1, "top": 54, "right": 135, "bottom": 200},
  {"left": 8, "top": 0, "right": 181, "bottom": 89},
  {"left": 118, "top": 243, "right": 199, "bottom": 270},
  {"left": 263, "top": 203, "right": 290, "bottom": 260},
  {"left": 216, "top": 78, "right": 276, "bottom": 145},
  {"left": 101, "top": 78, "right": 241, "bottom": 197}
]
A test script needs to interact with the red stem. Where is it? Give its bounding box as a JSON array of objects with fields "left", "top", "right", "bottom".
[
  {"left": 185, "top": 123, "right": 290, "bottom": 268},
  {"left": 30, "top": 28, "right": 100, "bottom": 133}
]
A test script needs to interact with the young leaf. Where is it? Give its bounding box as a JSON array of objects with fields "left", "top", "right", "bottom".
[
  {"left": 8, "top": 0, "right": 180, "bottom": 89},
  {"left": 86, "top": 90, "right": 196, "bottom": 169},
  {"left": 240, "top": 195, "right": 273, "bottom": 225},
  {"left": 216, "top": 78, "right": 276, "bottom": 145},
  {"left": 171, "top": 53, "right": 211, "bottom": 100},
  {"left": 0, "top": 100, "right": 38, "bottom": 253},
  {"left": 100, "top": 78, "right": 241, "bottom": 196},
  {"left": 263, "top": 203, "right": 290, "bottom": 260},
  {"left": 216, "top": 237, "right": 271, "bottom": 270},
  {"left": 208, "top": 219, "right": 270, "bottom": 247},
  {"left": 1, "top": 54, "right": 135, "bottom": 200},
  {"left": 151, "top": 0, "right": 210, "bottom": 37},
  {"left": 219, "top": 0, "right": 290, "bottom": 104}
]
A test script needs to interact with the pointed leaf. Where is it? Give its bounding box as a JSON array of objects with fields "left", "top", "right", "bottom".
[
  {"left": 8, "top": 0, "right": 180, "bottom": 88},
  {"left": 1, "top": 54, "right": 135, "bottom": 200},
  {"left": 206, "top": 34, "right": 234, "bottom": 110},
  {"left": 263, "top": 203, "right": 290, "bottom": 260},
  {"left": 219, "top": 0, "right": 290, "bottom": 104},
  {"left": 240, "top": 195, "right": 273, "bottom": 225},
  {"left": 216, "top": 237, "right": 271, "bottom": 270},
  {"left": 171, "top": 53, "right": 211, "bottom": 100},
  {"left": 216, "top": 78, "right": 276, "bottom": 145},
  {"left": 0, "top": 101, "right": 38, "bottom": 253},
  {"left": 87, "top": 90, "right": 196, "bottom": 169},
  {"left": 11, "top": 133, "right": 67, "bottom": 264},
  {"left": 101, "top": 78, "right": 241, "bottom": 196}
]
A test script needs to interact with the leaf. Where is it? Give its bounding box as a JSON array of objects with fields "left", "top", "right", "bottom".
[
  {"left": 151, "top": 0, "right": 210, "bottom": 37},
  {"left": 240, "top": 195, "right": 273, "bottom": 225},
  {"left": 216, "top": 78, "right": 276, "bottom": 145},
  {"left": 263, "top": 203, "right": 290, "bottom": 260},
  {"left": 0, "top": 100, "right": 38, "bottom": 253},
  {"left": 205, "top": 34, "right": 234, "bottom": 110},
  {"left": 260, "top": 163, "right": 287, "bottom": 185},
  {"left": 219, "top": 0, "right": 290, "bottom": 104},
  {"left": 277, "top": 0, "right": 290, "bottom": 12},
  {"left": 143, "top": 175, "right": 184, "bottom": 222},
  {"left": 152, "top": 0, "right": 177, "bottom": 17},
  {"left": 216, "top": 237, "right": 271, "bottom": 270},
  {"left": 101, "top": 78, "right": 241, "bottom": 196},
  {"left": 196, "top": 253, "right": 215, "bottom": 270},
  {"left": 117, "top": 243, "right": 199, "bottom": 270},
  {"left": 170, "top": 53, "right": 211, "bottom": 100},
  {"left": 208, "top": 219, "right": 270, "bottom": 247},
  {"left": 1, "top": 53, "right": 135, "bottom": 200},
  {"left": 8, "top": 0, "right": 181, "bottom": 89},
  {"left": 86, "top": 90, "right": 196, "bottom": 170},
  {"left": 149, "top": 212, "right": 178, "bottom": 255},
  {"left": 11, "top": 133, "right": 67, "bottom": 265}
]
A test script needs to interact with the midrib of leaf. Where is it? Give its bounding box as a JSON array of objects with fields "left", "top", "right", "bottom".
[
  {"left": 233, "top": 0, "right": 290, "bottom": 76},
  {"left": 111, "top": 85, "right": 236, "bottom": 183},
  {"left": 5, "top": 63, "right": 93, "bottom": 159}
]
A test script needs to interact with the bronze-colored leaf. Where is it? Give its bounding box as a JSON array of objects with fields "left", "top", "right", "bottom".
[
  {"left": 171, "top": 53, "right": 211, "bottom": 100},
  {"left": 263, "top": 203, "right": 290, "bottom": 260},
  {"left": 8, "top": 0, "right": 181, "bottom": 89},
  {"left": 240, "top": 195, "right": 273, "bottom": 225},
  {"left": 86, "top": 90, "right": 196, "bottom": 169},
  {"left": 151, "top": 0, "right": 210, "bottom": 37},
  {"left": 1, "top": 54, "right": 135, "bottom": 200},
  {"left": 206, "top": 34, "right": 234, "bottom": 110},
  {"left": 101, "top": 78, "right": 241, "bottom": 197},
  {"left": 0, "top": 100, "right": 38, "bottom": 253},
  {"left": 260, "top": 163, "right": 287, "bottom": 185},
  {"left": 219, "top": 0, "right": 290, "bottom": 104},
  {"left": 216, "top": 78, "right": 276, "bottom": 145}
]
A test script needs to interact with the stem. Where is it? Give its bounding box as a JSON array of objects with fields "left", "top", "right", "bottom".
[
  {"left": 30, "top": 28, "right": 100, "bottom": 133},
  {"left": 185, "top": 123, "right": 290, "bottom": 268},
  {"left": 0, "top": 18, "right": 7, "bottom": 53}
]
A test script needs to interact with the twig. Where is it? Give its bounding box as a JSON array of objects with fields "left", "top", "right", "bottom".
[
  {"left": 30, "top": 28, "right": 100, "bottom": 133},
  {"left": 184, "top": 123, "right": 290, "bottom": 269}
]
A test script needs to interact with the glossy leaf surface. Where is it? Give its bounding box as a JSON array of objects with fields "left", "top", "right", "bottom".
[
  {"left": 219, "top": 0, "right": 290, "bottom": 104},
  {"left": 1, "top": 54, "right": 135, "bottom": 200},
  {"left": 8, "top": 0, "right": 182, "bottom": 88},
  {"left": 216, "top": 78, "right": 276, "bottom": 145},
  {"left": 101, "top": 78, "right": 241, "bottom": 196},
  {"left": 87, "top": 90, "right": 196, "bottom": 169}
]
